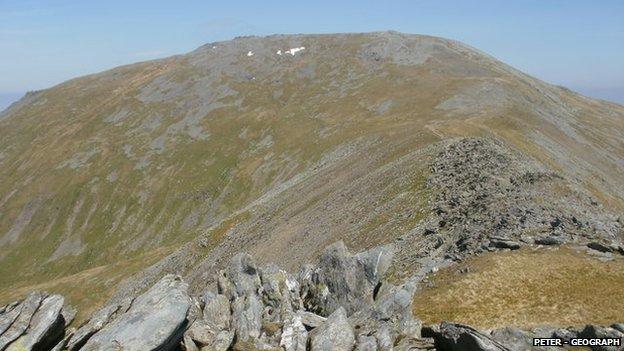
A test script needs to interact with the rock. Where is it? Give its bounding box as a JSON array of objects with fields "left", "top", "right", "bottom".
[
  {"left": 355, "top": 334, "right": 377, "bottom": 350},
  {"left": 394, "top": 337, "right": 436, "bottom": 350},
  {"left": 300, "top": 241, "right": 394, "bottom": 316},
  {"left": 61, "top": 305, "right": 77, "bottom": 327},
  {"left": 429, "top": 322, "right": 512, "bottom": 351},
  {"left": 588, "top": 241, "right": 614, "bottom": 253},
  {"left": 534, "top": 236, "right": 564, "bottom": 246},
  {"left": 183, "top": 334, "right": 199, "bottom": 351},
  {"left": 280, "top": 313, "right": 307, "bottom": 351},
  {"left": 81, "top": 275, "right": 191, "bottom": 351},
  {"left": 349, "top": 282, "right": 422, "bottom": 349},
  {"left": 612, "top": 323, "right": 624, "bottom": 333},
  {"left": 261, "top": 264, "right": 303, "bottom": 323},
  {"left": 218, "top": 253, "right": 264, "bottom": 343},
  {"left": 0, "top": 301, "right": 22, "bottom": 336},
  {"left": 489, "top": 327, "right": 538, "bottom": 350},
  {"left": 6, "top": 294, "right": 66, "bottom": 351},
  {"left": 201, "top": 292, "right": 230, "bottom": 330},
  {"left": 310, "top": 307, "right": 354, "bottom": 351},
  {"left": 578, "top": 325, "right": 623, "bottom": 351},
  {"left": 185, "top": 319, "right": 234, "bottom": 351},
  {"left": 0, "top": 291, "right": 43, "bottom": 349},
  {"left": 488, "top": 238, "right": 521, "bottom": 250},
  {"left": 66, "top": 299, "right": 131, "bottom": 350},
  {"left": 185, "top": 291, "right": 234, "bottom": 351},
  {"left": 298, "top": 311, "right": 326, "bottom": 329},
  {"left": 218, "top": 253, "right": 262, "bottom": 301}
]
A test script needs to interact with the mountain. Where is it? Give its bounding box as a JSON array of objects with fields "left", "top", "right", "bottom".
[{"left": 0, "top": 31, "right": 623, "bottom": 325}]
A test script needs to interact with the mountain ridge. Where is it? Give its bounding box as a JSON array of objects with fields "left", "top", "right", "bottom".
[{"left": 1, "top": 32, "right": 623, "bottom": 324}]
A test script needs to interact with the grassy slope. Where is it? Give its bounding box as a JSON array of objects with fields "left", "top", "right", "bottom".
[{"left": 413, "top": 246, "right": 624, "bottom": 329}]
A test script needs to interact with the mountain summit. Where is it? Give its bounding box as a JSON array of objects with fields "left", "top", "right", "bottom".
[{"left": 0, "top": 32, "right": 623, "bottom": 322}]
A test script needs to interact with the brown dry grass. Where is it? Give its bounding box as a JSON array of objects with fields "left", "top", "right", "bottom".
[{"left": 412, "top": 246, "right": 624, "bottom": 329}]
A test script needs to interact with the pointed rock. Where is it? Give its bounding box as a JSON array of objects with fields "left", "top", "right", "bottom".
[
  {"left": 300, "top": 241, "right": 394, "bottom": 317},
  {"left": 6, "top": 294, "right": 66, "bottom": 351},
  {"left": 280, "top": 313, "right": 307, "bottom": 351},
  {"left": 0, "top": 291, "right": 43, "bottom": 349},
  {"left": 310, "top": 307, "right": 354, "bottom": 351},
  {"left": 81, "top": 275, "right": 191, "bottom": 351}
]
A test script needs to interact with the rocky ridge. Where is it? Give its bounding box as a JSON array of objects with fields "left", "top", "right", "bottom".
[{"left": 1, "top": 240, "right": 622, "bottom": 351}]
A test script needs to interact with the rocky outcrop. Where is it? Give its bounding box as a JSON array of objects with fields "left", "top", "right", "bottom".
[
  {"left": 423, "top": 322, "right": 624, "bottom": 351},
  {"left": 0, "top": 292, "right": 73, "bottom": 351},
  {"left": 2, "top": 240, "right": 622, "bottom": 351},
  {"left": 424, "top": 138, "right": 623, "bottom": 259},
  {"left": 299, "top": 242, "right": 394, "bottom": 316},
  {"left": 80, "top": 275, "right": 190, "bottom": 351},
  {"left": 424, "top": 322, "right": 511, "bottom": 351}
]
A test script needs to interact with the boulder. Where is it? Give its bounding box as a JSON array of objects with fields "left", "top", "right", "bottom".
[
  {"left": 81, "top": 275, "right": 191, "bottom": 351},
  {"left": 184, "top": 292, "right": 233, "bottom": 351},
  {"left": 310, "top": 307, "right": 354, "bottom": 351},
  {"left": 534, "top": 236, "right": 564, "bottom": 246},
  {"left": 218, "top": 253, "right": 264, "bottom": 343},
  {"left": 578, "top": 325, "right": 623, "bottom": 351},
  {"left": 6, "top": 294, "right": 66, "bottom": 351},
  {"left": 588, "top": 241, "right": 614, "bottom": 253},
  {"left": 0, "top": 302, "right": 22, "bottom": 336},
  {"left": 65, "top": 298, "right": 132, "bottom": 350},
  {"left": 349, "top": 282, "right": 421, "bottom": 349},
  {"left": 298, "top": 311, "right": 326, "bottom": 329},
  {"left": 612, "top": 323, "right": 624, "bottom": 333},
  {"left": 0, "top": 291, "right": 43, "bottom": 349},
  {"left": 428, "top": 322, "right": 512, "bottom": 351},
  {"left": 201, "top": 292, "right": 231, "bottom": 330},
  {"left": 488, "top": 238, "right": 521, "bottom": 250},
  {"left": 300, "top": 241, "right": 394, "bottom": 316},
  {"left": 279, "top": 313, "right": 308, "bottom": 351}
]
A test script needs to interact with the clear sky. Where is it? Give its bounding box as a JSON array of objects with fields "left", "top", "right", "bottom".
[{"left": 1, "top": 0, "right": 623, "bottom": 109}]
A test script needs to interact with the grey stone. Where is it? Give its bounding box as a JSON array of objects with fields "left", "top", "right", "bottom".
[
  {"left": 489, "top": 327, "right": 538, "bottom": 350},
  {"left": 0, "top": 291, "right": 43, "bottom": 350},
  {"left": 534, "top": 236, "right": 564, "bottom": 246},
  {"left": 231, "top": 294, "right": 263, "bottom": 342},
  {"left": 81, "top": 275, "right": 191, "bottom": 351},
  {"left": 300, "top": 241, "right": 394, "bottom": 317},
  {"left": 298, "top": 311, "right": 326, "bottom": 329},
  {"left": 185, "top": 319, "right": 234, "bottom": 351},
  {"left": 217, "top": 253, "right": 264, "bottom": 343},
  {"left": 489, "top": 238, "right": 521, "bottom": 250},
  {"left": 310, "top": 307, "right": 354, "bottom": 351},
  {"left": 201, "top": 292, "right": 230, "bottom": 330},
  {"left": 394, "top": 337, "right": 436, "bottom": 350},
  {"left": 280, "top": 313, "right": 308, "bottom": 351},
  {"left": 350, "top": 282, "right": 421, "bottom": 349},
  {"left": 588, "top": 241, "right": 614, "bottom": 253},
  {"left": 355, "top": 334, "right": 377, "bottom": 350},
  {"left": 66, "top": 301, "right": 126, "bottom": 350},
  {"left": 183, "top": 334, "right": 199, "bottom": 351},
  {"left": 6, "top": 294, "right": 65, "bottom": 351},
  {"left": 578, "top": 325, "right": 623, "bottom": 351},
  {"left": 0, "top": 301, "right": 22, "bottom": 336},
  {"left": 612, "top": 323, "right": 624, "bottom": 333},
  {"left": 430, "top": 322, "right": 512, "bottom": 351}
]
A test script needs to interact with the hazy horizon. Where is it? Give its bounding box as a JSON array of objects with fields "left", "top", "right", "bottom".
[{"left": 1, "top": 1, "right": 623, "bottom": 109}]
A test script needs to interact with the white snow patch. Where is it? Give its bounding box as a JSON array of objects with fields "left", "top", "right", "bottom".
[
  {"left": 285, "top": 47, "right": 305, "bottom": 56},
  {"left": 247, "top": 51, "right": 254, "bottom": 57}
]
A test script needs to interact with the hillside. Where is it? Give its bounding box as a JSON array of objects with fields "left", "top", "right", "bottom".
[{"left": 0, "top": 31, "right": 623, "bottom": 321}]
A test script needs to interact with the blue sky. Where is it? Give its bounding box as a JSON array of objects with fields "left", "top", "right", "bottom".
[{"left": 1, "top": 0, "right": 623, "bottom": 109}]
